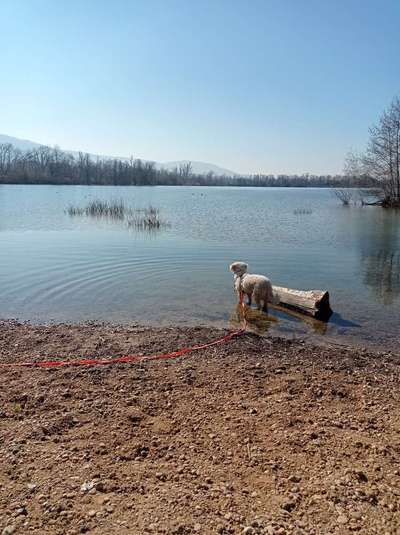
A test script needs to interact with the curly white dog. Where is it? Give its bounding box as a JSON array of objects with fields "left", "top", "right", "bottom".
[{"left": 229, "top": 261, "right": 274, "bottom": 313}]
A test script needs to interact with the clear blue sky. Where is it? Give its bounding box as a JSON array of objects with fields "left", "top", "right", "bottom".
[{"left": 1, "top": 0, "right": 399, "bottom": 174}]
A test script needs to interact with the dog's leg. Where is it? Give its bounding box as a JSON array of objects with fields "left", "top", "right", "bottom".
[
  {"left": 255, "top": 296, "right": 262, "bottom": 310},
  {"left": 247, "top": 293, "right": 252, "bottom": 306},
  {"left": 262, "top": 300, "right": 268, "bottom": 313}
]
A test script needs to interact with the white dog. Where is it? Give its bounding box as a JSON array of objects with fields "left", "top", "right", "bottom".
[{"left": 229, "top": 261, "right": 274, "bottom": 313}]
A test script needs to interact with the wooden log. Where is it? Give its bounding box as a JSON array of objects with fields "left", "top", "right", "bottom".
[{"left": 272, "top": 286, "right": 332, "bottom": 321}]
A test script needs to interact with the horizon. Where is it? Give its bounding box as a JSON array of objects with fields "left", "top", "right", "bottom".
[
  {"left": 0, "top": 132, "right": 350, "bottom": 177},
  {"left": 1, "top": 0, "right": 400, "bottom": 175}
]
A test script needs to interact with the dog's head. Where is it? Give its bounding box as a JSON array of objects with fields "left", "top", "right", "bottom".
[{"left": 229, "top": 261, "right": 248, "bottom": 276}]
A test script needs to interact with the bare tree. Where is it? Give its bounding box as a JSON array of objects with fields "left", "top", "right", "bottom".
[
  {"left": 345, "top": 97, "right": 400, "bottom": 206},
  {"left": 179, "top": 161, "right": 192, "bottom": 179},
  {"left": 0, "top": 143, "right": 13, "bottom": 176},
  {"left": 332, "top": 188, "right": 353, "bottom": 206}
]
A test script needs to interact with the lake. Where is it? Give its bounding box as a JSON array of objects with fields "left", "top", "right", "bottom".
[{"left": 1, "top": 185, "right": 399, "bottom": 350}]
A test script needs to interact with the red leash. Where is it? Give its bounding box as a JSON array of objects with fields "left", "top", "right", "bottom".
[
  {"left": 0, "top": 329, "right": 245, "bottom": 369},
  {"left": 0, "top": 292, "right": 248, "bottom": 369}
]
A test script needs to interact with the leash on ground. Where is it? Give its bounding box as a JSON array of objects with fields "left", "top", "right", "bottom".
[{"left": 0, "top": 297, "right": 248, "bottom": 369}]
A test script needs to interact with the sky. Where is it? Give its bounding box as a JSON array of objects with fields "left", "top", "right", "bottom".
[{"left": 0, "top": 0, "right": 399, "bottom": 175}]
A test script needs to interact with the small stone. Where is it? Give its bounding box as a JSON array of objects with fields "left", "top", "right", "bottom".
[
  {"left": 242, "top": 528, "right": 255, "bottom": 535},
  {"left": 350, "top": 511, "right": 362, "bottom": 520},
  {"left": 355, "top": 471, "right": 368, "bottom": 482},
  {"left": 94, "top": 481, "right": 104, "bottom": 492},
  {"left": 281, "top": 500, "right": 296, "bottom": 512},
  {"left": 194, "top": 524, "right": 202, "bottom": 532},
  {"left": 337, "top": 515, "right": 348, "bottom": 524},
  {"left": 27, "top": 483, "right": 37, "bottom": 491},
  {"left": 88, "top": 510, "right": 96, "bottom": 518},
  {"left": 2, "top": 527, "right": 16, "bottom": 535},
  {"left": 81, "top": 481, "right": 95, "bottom": 492}
]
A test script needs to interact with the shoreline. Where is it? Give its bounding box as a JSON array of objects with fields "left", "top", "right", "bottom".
[
  {"left": 1, "top": 315, "right": 398, "bottom": 355},
  {"left": 1, "top": 321, "right": 399, "bottom": 533}
]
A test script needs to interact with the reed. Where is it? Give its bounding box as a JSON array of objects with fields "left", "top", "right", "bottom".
[
  {"left": 66, "top": 199, "right": 131, "bottom": 219},
  {"left": 127, "top": 205, "right": 168, "bottom": 229},
  {"left": 293, "top": 208, "right": 313, "bottom": 215}
]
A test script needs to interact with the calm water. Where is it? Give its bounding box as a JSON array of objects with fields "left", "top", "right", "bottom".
[{"left": 1, "top": 185, "right": 399, "bottom": 349}]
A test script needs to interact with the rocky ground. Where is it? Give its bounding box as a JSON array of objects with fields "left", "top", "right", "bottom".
[{"left": 0, "top": 321, "right": 399, "bottom": 535}]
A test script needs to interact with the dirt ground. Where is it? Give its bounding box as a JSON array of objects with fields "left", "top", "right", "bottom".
[{"left": 0, "top": 321, "right": 399, "bottom": 535}]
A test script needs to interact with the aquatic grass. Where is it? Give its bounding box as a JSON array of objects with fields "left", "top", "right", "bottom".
[
  {"left": 66, "top": 199, "right": 169, "bottom": 231},
  {"left": 293, "top": 208, "right": 313, "bottom": 215},
  {"left": 127, "top": 205, "right": 169, "bottom": 230},
  {"left": 66, "top": 199, "right": 132, "bottom": 219}
]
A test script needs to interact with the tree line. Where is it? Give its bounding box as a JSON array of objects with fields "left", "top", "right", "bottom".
[{"left": 0, "top": 142, "right": 373, "bottom": 188}]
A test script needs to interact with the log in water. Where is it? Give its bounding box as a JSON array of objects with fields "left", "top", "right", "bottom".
[{"left": 272, "top": 286, "right": 332, "bottom": 321}]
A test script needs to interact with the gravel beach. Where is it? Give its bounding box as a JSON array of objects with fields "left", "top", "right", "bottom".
[{"left": 0, "top": 321, "right": 399, "bottom": 534}]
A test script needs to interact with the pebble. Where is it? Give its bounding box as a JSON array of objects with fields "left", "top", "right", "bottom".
[
  {"left": 350, "top": 511, "right": 362, "bottom": 520},
  {"left": 2, "top": 527, "right": 16, "bottom": 535},
  {"left": 81, "top": 481, "right": 95, "bottom": 492},
  {"left": 193, "top": 523, "right": 202, "bottom": 532},
  {"left": 88, "top": 510, "right": 96, "bottom": 518},
  {"left": 94, "top": 481, "right": 104, "bottom": 492},
  {"left": 337, "top": 515, "right": 348, "bottom": 524},
  {"left": 281, "top": 500, "right": 296, "bottom": 512},
  {"left": 242, "top": 528, "right": 255, "bottom": 535}
]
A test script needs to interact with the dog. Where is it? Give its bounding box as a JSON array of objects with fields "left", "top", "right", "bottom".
[{"left": 229, "top": 261, "right": 274, "bottom": 313}]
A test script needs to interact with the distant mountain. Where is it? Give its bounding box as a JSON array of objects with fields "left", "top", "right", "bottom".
[
  {"left": 0, "top": 134, "right": 237, "bottom": 176},
  {"left": 156, "top": 160, "right": 236, "bottom": 176},
  {"left": 0, "top": 133, "right": 42, "bottom": 152}
]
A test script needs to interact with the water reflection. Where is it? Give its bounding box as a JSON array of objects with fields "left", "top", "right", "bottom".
[
  {"left": 229, "top": 303, "right": 328, "bottom": 336},
  {"left": 361, "top": 251, "right": 400, "bottom": 304},
  {"left": 229, "top": 304, "right": 278, "bottom": 335},
  {"left": 358, "top": 211, "right": 400, "bottom": 304},
  {"left": 271, "top": 304, "right": 329, "bottom": 335}
]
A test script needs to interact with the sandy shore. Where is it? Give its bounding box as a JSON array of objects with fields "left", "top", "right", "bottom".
[{"left": 0, "top": 321, "right": 399, "bottom": 534}]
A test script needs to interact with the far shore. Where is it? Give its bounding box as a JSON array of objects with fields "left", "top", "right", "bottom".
[{"left": 0, "top": 320, "right": 399, "bottom": 534}]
